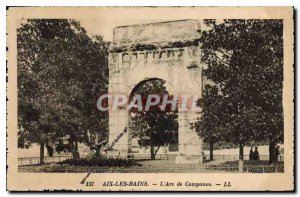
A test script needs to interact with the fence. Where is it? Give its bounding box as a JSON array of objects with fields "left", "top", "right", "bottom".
[
  {"left": 18, "top": 155, "right": 89, "bottom": 166},
  {"left": 244, "top": 164, "right": 284, "bottom": 173},
  {"left": 18, "top": 153, "right": 284, "bottom": 167},
  {"left": 107, "top": 154, "right": 284, "bottom": 162},
  {"left": 106, "top": 153, "right": 178, "bottom": 160},
  {"left": 212, "top": 154, "right": 284, "bottom": 162},
  {"left": 205, "top": 162, "right": 284, "bottom": 173}
]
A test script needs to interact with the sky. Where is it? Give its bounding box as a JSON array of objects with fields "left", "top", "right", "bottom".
[
  {"left": 80, "top": 18, "right": 167, "bottom": 42},
  {"left": 66, "top": 7, "right": 213, "bottom": 42},
  {"left": 16, "top": 7, "right": 220, "bottom": 42}
]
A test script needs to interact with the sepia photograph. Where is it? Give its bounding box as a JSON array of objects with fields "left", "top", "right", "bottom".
[{"left": 6, "top": 6, "right": 294, "bottom": 191}]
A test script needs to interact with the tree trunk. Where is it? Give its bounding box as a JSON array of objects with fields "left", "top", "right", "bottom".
[
  {"left": 209, "top": 141, "right": 214, "bottom": 161},
  {"left": 239, "top": 143, "right": 244, "bottom": 161},
  {"left": 150, "top": 145, "right": 155, "bottom": 160},
  {"left": 76, "top": 140, "right": 80, "bottom": 158},
  {"left": 95, "top": 145, "right": 100, "bottom": 158},
  {"left": 72, "top": 139, "right": 80, "bottom": 159},
  {"left": 40, "top": 142, "right": 45, "bottom": 164},
  {"left": 269, "top": 139, "right": 275, "bottom": 163},
  {"left": 154, "top": 146, "right": 161, "bottom": 157}
]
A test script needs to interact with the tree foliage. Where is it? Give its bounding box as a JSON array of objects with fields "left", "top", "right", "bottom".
[
  {"left": 17, "top": 19, "right": 109, "bottom": 160},
  {"left": 194, "top": 19, "right": 283, "bottom": 160},
  {"left": 191, "top": 84, "right": 227, "bottom": 160}
]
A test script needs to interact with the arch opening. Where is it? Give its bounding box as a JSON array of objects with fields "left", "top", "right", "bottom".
[{"left": 128, "top": 78, "right": 179, "bottom": 159}]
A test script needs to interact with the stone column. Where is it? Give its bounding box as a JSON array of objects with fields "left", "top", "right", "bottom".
[
  {"left": 176, "top": 111, "right": 203, "bottom": 164},
  {"left": 107, "top": 52, "right": 130, "bottom": 157},
  {"left": 108, "top": 108, "right": 129, "bottom": 156}
]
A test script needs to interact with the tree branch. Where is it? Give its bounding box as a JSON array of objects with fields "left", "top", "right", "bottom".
[{"left": 154, "top": 145, "right": 161, "bottom": 156}]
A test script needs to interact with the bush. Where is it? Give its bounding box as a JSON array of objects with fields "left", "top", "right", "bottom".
[
  {"left": 169, "top": 143, "right": 179, "bottom": 152},
  {"left": 60, "top": 156, "right": 137, "bottom": 167}
]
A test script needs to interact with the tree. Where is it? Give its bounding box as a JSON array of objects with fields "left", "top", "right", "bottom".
[
  {"left": 192, "top": 84, "right": 226, "bottom": 161},
  {"left": 199, "top": 19, "right": 283, "bottom": 161},
  {"left": 130, "top": 80, "right": 178, "bottom": 160},
  {"left": 17, "top": 19, "right": 108, "bottom": 162}
]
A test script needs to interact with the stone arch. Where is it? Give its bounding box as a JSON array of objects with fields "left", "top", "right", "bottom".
[
  {"left": 128, "top": 77, "right": 176, "bottom": 102},
  {"left": 107, "top": 20, "right": 204, "bottom": 163}
]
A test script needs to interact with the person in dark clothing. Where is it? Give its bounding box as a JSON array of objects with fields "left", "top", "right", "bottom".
[
  {"left": 274, "top": 145, "right": 280, "bottom": 163},
  {"left": 253, "top": 147, "right": 260, "bottom": 161},
  {"left": 249, "top": 147, "right": 254, "bottom": 160}
]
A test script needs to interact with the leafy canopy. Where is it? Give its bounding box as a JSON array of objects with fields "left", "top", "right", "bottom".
[
  {"left": 194, "top": 19, "right": 283, "bottom": 144},
  {"left": 18, "top": 19, "right": 109, "bottom": 148}
]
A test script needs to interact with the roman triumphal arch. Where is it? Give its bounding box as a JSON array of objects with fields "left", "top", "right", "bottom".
[{"left": 108, "top": 20, "right": 205, "bottom": 163}]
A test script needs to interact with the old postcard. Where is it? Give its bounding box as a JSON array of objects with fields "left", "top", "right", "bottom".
[{"left": 7, "top": 7, "right": 294, "bottom": 191}]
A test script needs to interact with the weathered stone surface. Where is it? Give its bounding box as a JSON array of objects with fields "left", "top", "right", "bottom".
[{"left": 111, "top": 20, "right": 201, "bottom": 52}]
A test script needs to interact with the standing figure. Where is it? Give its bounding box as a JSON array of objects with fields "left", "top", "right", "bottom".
[
  {"left": 274, "top": 145, "right": 280, "bottom": 163},
  {"left": 253, "top": 147, "right": 260, "bottom": 161},
  {"left": 201, "top": 151, "right": 207, "bottom": 162},
  {"left": 249, "top": 147, "right": 254, "bottom": 160}
]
